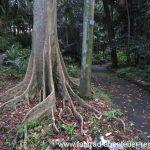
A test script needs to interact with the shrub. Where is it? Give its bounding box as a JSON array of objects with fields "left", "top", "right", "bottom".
[
  {"left": 116, "top": 67, "right": 134, "bottom": 79},
  {"left": 64, "top": 124, "right": 76, "bottom": 137},
  {"left": 68, "top": 64, "right": 79, "bottom": 77},
  {"left": 92, "top": 52, "right": 106, "bottom": 64},
  {"left": 93, "top": 53, "right": 102, "bottom": 61},
  {"left": 5, "top": 43, "right": 30, "bottom": 75},
  {"left": 117, "top": 51, "right": 126, "bottom": 65},
  {"left": 104, "top": 109, "right": 123, "bottom": 121},
  {"left": 0, "top": 33, "right": 17, "bottom": 52},
  {"left": 27, "top": 118, "right": 40, "bottom": 130},
  {"left": 63, "top": 56, "right": 77, "bottom": 65},
  {"left": 117, "top": 66, "right": 150, "bottom": 83}
]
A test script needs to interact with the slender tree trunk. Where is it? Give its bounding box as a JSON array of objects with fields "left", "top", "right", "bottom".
[
  {"left": 79, "top": 0, "right": 95, "bottom": 97},
  {"left": 126, "top": 0, "right": 131, "bottom": 64},
  {"left": 102, "top": 0, "right": 118, "bottom": 68}
]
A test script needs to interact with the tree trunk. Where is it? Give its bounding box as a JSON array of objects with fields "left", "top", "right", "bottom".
[
  {"left": 0, "top": 0, "right": 99, "bottom": 148},
  {"left": 126, "top": 0, "right": 131, "bottom": 64},
  {"left": 79, "top": 0, "right": 95, "bottom": 97},
  {"left": 102, "top": 0, "right": 118, "bottom": 68}
]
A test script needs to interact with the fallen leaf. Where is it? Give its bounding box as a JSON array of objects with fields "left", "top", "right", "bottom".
[
  {"left": 105, "top": 132, "right": 112, "bottom": 137},
  {"left": 0, "top": 139, "right": 3, "bottom": 146}
]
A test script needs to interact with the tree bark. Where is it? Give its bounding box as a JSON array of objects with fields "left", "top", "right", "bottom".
[
  {"left": 102, "top": 0, "right": 118, "bottom": 68},
  {"left": 126, "top": 0, "right": 131, "bottom": 64},
  {"left": 79, "top": 0, "right": 95, "bottom": 97}
]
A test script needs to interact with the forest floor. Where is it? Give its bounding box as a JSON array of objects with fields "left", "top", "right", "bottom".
[
  {"left": 0, "top": 66, "right": 149, "bottom": 149},
  {"left": 92, "top": 64, "right": 150, "bottom": 139}
]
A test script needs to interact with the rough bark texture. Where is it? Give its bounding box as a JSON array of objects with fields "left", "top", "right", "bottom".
[
  {"left": 126, "top": 0, "right": 131, "bottom": 64},
  {"left": 0, "top": 0, "right": 99, "bottom": 148},
  {"left": 79, "top": 0, "right": 95, "bottom": 97}
]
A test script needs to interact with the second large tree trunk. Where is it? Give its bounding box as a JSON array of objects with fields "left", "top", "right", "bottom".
[{"left": 79, "top": 0, "right": 95, "bottom": 97}]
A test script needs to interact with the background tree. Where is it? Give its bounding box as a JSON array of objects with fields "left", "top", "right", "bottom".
[{"left": 102, "top": 0, "right": 118, "bottom": 68}]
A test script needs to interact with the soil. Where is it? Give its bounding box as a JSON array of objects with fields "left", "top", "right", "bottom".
[{"left": 0, "top": 69, "right": 148, "bottom": 149}]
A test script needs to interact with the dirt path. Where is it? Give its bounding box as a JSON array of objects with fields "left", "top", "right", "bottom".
[{"left": 92, "top": 64, "right": 150, "bottom": 138}]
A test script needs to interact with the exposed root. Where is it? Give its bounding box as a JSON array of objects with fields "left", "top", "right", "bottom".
[
  {"left": 0, "top": 81, "right": 27, "bottom": 102},
  {"left": 58, "top": 107, "right": 73, "bottom": 125},
  {"left": 0, "top": 1, "right": 106, "bottom": 149},
  {"left": 55, "top": 68, "right": 84, "bottom": 134},
  {"left": 0, "top": 80, "right": 36, "bottom": 112},
  {"left": 21, "top": 93, "right": 56, "bottom": 149},
  {"left": 67, "top": 82, "right": 100, "bottom": 114},
  {"left": 57, "top": 46, "right": 79, "bottom": 89},
  {"left": 58, "top": 108, "right": 66, "bottom": 124},
  {"left": 52, "top": 106, "right": 59, "bottom": 133},
  {"left": 23, "top": 122, "right": 28, "bottom": 150},
  {"left": 0, "top": 92, "right": 29, "bottom": 113},
  {"left": 113, "top": 116, "right": 126, "bottom": 132},
  {"left": 0, "top": 52, "right": 37, "bottom": 112},
  {"left": 22, "top": 93, "right": 55, "bottom": 123},
  {"left": 0, "top": 51, "right": 34, "bottom": 102},
  {"left": 69, "top": 98, "right": 84, "bottom": 134}
]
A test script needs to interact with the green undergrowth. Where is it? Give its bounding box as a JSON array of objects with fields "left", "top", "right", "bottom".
[
  {"left": 116, "top": 66, "right": 150, "bottom": 88},
  {"left": 67, "top": 64, "right": 79, "bottom": 77},
  {"left": 93, "top": 85, "right": 114, "bottom": 106},
  {"left": 0, "top": 80, "right": 6, "bottom": 85},
  {"left": 0, "top": 66, "right": 24, "bottom": 78},
  {"left": 2, "top": 84, "right": 146, "bottom": 149},
  {"left": 93, "top": 86, "right": 124, "bottom": 121},
  {"left": 0, "top": 42, "right": 30, "bottom": 78}
]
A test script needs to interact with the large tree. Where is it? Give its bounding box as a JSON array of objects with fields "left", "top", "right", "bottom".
[
  {"left": 0, "top": 0, "right": 99, "bottom": 148},
  {"left": 102, "top": 0, "right": 118, "bottom": 68}
]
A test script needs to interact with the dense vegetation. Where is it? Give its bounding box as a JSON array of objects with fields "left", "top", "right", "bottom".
[{"left": 0, "top": 0, "right": 149, "bottom": 71}]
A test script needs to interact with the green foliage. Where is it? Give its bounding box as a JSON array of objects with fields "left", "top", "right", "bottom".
[
  {"left": 63, "top": 56, "right": 77, "bottom": 65},
  {"left": 117, "top": 51, "right": 126, "bottom": 64},
  {"left": 0, "top": 33, "right": 17, "bottom": 52},
  {"left": 91, "top": 117, "right": 101, "bottom": 135},
  {"left": 17, "top": 125, "right": 25, "bottom": 140},
  {"left": 67, "top": 64, "right": 79, "bottom": 77},
  {"left": 117, "top": 66, "right": 150, "bottom": 83},
  {"left": 0, "top": 80, "right": 5, "bottom": 85},
  {"left": 5, "top": 43, "right": 30, "bottom": 75},
  {"left": 144, "top": 82, "right": 150, "bottom": 88},
  {"left": 103, "top": 109, "right": 123, "bottom": 121},
  {"left": 34, "top": 126, "right": 43, "bottom": 132},
  {"left": 91, "top": 117, "right": 99, "bottom": 127},
  {"left": 0, "top": 66, "right": 24, "bottom": 78},
  {"left": 93, "top": 86, "right": 114, "bottom": 105},
  {"left": 42, "top": 128, "right": 51, "bottom": 136},
  {"left": 0, "top": 66, "right": 11, "bottom": 74},
  {"left": 117, "top": 67, "right": 134, "bottom": 79},
  {"left": 92, "top": 52, "right": 105, "bottom": 64},
  {"left": 93, "top": 53, "right": 101, "bottom": 60},
  {"left": 27, "top": 133, "right": 40, "bottom": 143},
  {"left": 40, "top": 141, "right": 47, "bottom": 150},
  {"left": 57, "top": 121, "right": 62, "bottom": 130},
  {"left": 101, "top": 124, "right": 112, "bottom": 132},
  {"left": 27, "top": 118, "right": 40, "bottom": 130},
  {"left": 64, "top": 124, "right": 76, "bottom": 137}
]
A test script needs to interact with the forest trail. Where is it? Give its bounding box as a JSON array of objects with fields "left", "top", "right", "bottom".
[{"left": 92, "top": 64, "right": 150, "bottom": 138}]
